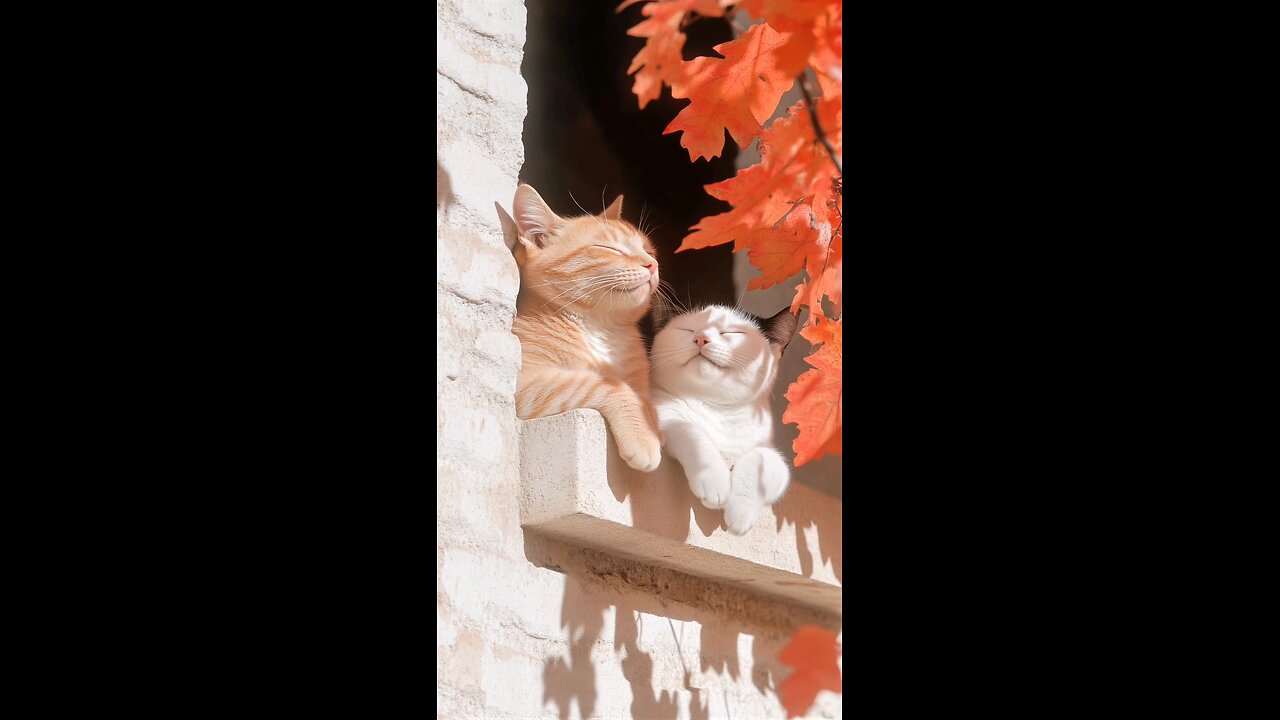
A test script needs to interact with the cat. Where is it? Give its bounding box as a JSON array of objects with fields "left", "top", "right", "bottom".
[
  {"left": 649, "top": 304, "right": 799, "bottom": 535},
  {"left": 498, "top": 183, "right": 664, "bottom": 472}
]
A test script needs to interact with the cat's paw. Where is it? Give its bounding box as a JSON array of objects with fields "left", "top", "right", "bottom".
[
  {"left": 618, "top": 431, "right": 662, "bottom": 473},
  {"left": 723, "top": 494, "right": 764, "bottom": 535},
  {"left": 688, "top": 464, "right": 731, "bottom": 509},
  {"left": 724, "top": 451, "right": 766, "bottom": 534}
]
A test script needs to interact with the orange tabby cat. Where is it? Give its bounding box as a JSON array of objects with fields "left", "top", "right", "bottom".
[{"left": 500, "top": 183, "right": 663, "bottom": 472}]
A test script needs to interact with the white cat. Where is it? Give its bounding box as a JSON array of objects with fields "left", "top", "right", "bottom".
[{"left": 649, "top": 304, "right": 799, "bottom": 535}]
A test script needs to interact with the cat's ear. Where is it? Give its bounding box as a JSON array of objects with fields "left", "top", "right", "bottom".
[
  {"left": 494, "top": 202, "right": 520, "bottom": 253},
  {"left": 602, "top": 194, "right": 624, "bottom": 221},
  {"left": 764, "top": 308, "right": 800, "bottom": 353},
  {"left": 513, "top": 183, "right": 562, "bottom": 250}
]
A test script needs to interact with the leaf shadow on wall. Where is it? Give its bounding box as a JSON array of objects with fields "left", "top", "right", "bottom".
[
  {"left": 614, "top": 604, "right": 700, "bottom": 720},
  {"left": 541, "top": 577, "right": 604, "bottom": 720},
  {"left": 527, "top": 535, "right": 806, "bottom": 720},
  {"left": 535, "top": 574, "right": 713, "bottom": 720},
  {"left": 606, "top": 432, "right": 725, "bottom": 540},
  {"left": 750, "top": 632, "right": 789, "bottom": 699},
  {"left": 699, "top": 621, "right": 741, "bottom": 684},
  {"left": 771, "top": 488, "right": 844, "bottom": 585},
  {"left": 437, "top": 160, "right": 453, "bottom": 211}
]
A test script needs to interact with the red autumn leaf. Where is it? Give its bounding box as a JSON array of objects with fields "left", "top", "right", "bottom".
[
  {"left": 790, "top": 279, "right": 812, "bottom": 315},
  {"left": 739, "top": 0, "right": 830, "bottom": 28},
  {"left": 679, "top": 95, "right": 840, "bottom": 253},
  {"left": 812, "top": 2, "right": 842, "bottom": 83},
  {"left": 623, "top": 1, "right": 687, "bottom": 109},
  {"left": 737, "top": 0, "right": 830, "bottom": 72},
  {"left": 620, "top": 0, "right": 728, "bottom": 109},
  {"left": 789, "top": 216, "right": 841, "bottom": 318},
  {"left": 688, "top": 0, "right": 728, "bottom": 14},
  {"left": 619, "top": 0, "right": 724, "bottom": 13},
  {"left": 777, "top": 625, "right": 842, "bottom": 718},
  {"left": 787, "top": 178, "right": 840, "bottom": 316},
  {"left": 744, "top": 202, "right": 817, "bottom": 290},
  {"left": 783, "top": 316, "right": 841, "bottom": 466},
  {"left": 664, "top": 23, "right": 804, "bottom": 161}
]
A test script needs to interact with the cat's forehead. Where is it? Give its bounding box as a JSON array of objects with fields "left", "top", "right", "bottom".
[
  {"left": 565, "top": 217, "right": 652, "bottom": 249},
  {"left": 680, "top": 306, "right": 758, "bottom": 328}
]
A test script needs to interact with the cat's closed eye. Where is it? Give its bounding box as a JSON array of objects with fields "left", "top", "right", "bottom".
[{"left": 594, "top": 245, "right": 624, "bottom": 254}]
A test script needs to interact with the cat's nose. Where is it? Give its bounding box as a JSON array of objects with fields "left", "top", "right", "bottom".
[
  {"left": 694, "top": 336, "right": 709, "bottom": 347},
  {"left": 644, "top": 262, "right": 657, "bottom": 276}
]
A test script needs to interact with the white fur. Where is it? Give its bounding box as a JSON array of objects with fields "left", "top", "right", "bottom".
[
  {"left": 649, "top": 306, "right": 791, "bottom": 535},
  {"left": 582, "top": 324, "right": 615, "bottom": 367}
]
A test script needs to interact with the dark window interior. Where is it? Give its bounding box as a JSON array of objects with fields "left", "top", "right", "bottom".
[{"left": 521, "top": 0, "right": 739, "bottom": 340}]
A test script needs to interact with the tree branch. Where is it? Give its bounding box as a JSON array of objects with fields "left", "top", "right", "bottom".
[{"left": 799, "top": 71, "right": 842, "bottom": 175}]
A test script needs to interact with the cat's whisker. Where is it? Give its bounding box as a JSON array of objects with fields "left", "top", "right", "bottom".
[
  {"left": 556, "top": 281, "right": 620, "bottom": 310},
  {"left": 567, "top": 190, "right": 592, "bottom": 219},
  {"left": 656, "top": 281, "right": 684, "bottom": 302},
  {"left": 652, "top": 351, "right": 696, "bottom": 363},
  {"left": 654, "top": 284, "right": 689, "bottom": 316},
  {"left": 537, "top": 278, "right": 606, "bottom": 306},
  {"left": 536, "top": 275, "right": 626, "bottom": 311},
  {"left": 555, "top": 275, "right": 638, "bottom": 313},
  {"left": 725, "top": 355, "right": 775, "bottom": 384}
]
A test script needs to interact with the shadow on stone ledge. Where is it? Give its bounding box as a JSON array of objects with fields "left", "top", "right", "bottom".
[{"left": 606, "top": 433, "right": 724, "bottom": 541}]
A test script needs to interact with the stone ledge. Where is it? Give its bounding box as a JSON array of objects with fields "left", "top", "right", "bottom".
[{"left": 519, "top": 409, "right": 842, "bottom": 615}]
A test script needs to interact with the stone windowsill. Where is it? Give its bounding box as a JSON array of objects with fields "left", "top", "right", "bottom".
[{"left": 519, "top": 409, "right": 841, "bottom": 615}]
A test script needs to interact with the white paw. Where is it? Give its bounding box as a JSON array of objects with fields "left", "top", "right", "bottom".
[
  {"left": 618, "top": 432, "right": 662, "bottom": 472},
  {"left": 755, "top": 449, "right": 792, "bottom": 503},
  {"left": 688, "top": 464, "right": 731, "bottom": 508},
  {"left": 724, "top": 452, "right": 766, "bottom": 534},
  {"left": 723, "top": 495, "right": 763, "bottom": 535}
]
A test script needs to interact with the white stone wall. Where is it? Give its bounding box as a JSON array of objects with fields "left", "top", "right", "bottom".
[{"left": 436, "top": 2, "right": 840, "bottom": 716}]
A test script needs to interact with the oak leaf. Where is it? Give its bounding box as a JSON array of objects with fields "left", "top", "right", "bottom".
[
  {"left": 739, "top": 0, "right": 830, "bottom": 29},
  {"left": 788, "top": 214, "right": 841, "bottom": 317},
  {"left": 664, "top": 23, "right": 803, "bottom": 161},
  {"left": 680, "top": 95, "right": 840, "bottom": 252},
  {"left": 812, "top": 2, "right": 842, "bottom": 83},
  {"left": 782, "top": 315, "right": 842, "bottom": 466},
  {"left": 744, "top": 203, "right": 818, "bottom": 291},
  {"left": 620, "top": 0, "right": 727, "bottom": 109}
]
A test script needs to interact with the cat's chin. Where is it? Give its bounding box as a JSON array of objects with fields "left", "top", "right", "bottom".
[
  {"left": 607, "top": 282, "right": 652, "bottom": 306},
  {"left": 695, "top": 355, "right": 728, "bottom": 372},
  {"left": 628, "top": 285, "right": 656, "bottom": 303}
]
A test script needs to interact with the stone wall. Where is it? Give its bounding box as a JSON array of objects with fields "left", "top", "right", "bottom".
[{"left": 437, "top": 2, "right": 840, "bottom": 717}]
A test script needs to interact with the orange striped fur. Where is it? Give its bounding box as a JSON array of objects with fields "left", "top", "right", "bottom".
[{"left": 504, "top": 183, "right": 663, "bottom": 472}]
